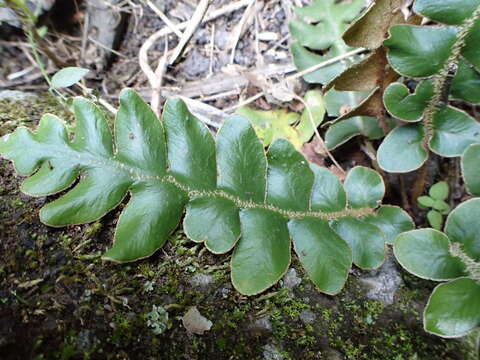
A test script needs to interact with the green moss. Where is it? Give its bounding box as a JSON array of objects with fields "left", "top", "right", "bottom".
[
  {"left": 84, "top": 221, "right": 102, "bottom": 237},
  {"left": 9, "top": 198, "right": 24, "bottom": 208},
  {"left": 216, "top": 337, "right": 227, "bottom": 350},
  {"left": 212, "top": 269, "right": 228, "bottom": 282},
  {"left": 111, "top": 312, "right": 138, "bottom": 346},
  {"left": 60, "top": 234, "right": 73, "bottom": 248},
  {"left": 138, "top": 263, "right": 156, "bottom": 279},
  {"left": 322, "top": 308, "right": 332, "bottom": 322},
  {"left": 0, "top": 93, "right": 74, "bottom": 136}
]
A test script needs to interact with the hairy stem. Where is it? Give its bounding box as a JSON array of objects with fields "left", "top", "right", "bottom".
[
  {"left": 450, "top": 242, "right": 480, "bottom": 281},
  {"left": 68, "top": 150, "right": 374, "bottom": 221},
  {"left": 163, "top": 175, "right": 374, "bottom": 220},
  {"left": 422, "top": 5, "right": 480, "bottom": 145}
]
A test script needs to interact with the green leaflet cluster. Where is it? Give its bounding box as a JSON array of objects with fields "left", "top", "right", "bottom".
[
  {"left": 0, "top": 89, "right": 414, "bottom": 296},
  {"left": 379, "top": 0, "right": 480, "bottom": 172},
  {"left": 394, "top": 199, "right": 480, "bottom": 337}
]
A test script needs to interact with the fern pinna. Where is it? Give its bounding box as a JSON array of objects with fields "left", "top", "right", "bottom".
[{"left": 0, "top": 89, "right": 413, "bottom": 296}]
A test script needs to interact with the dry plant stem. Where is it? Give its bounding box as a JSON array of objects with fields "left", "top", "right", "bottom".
[
  {"left": 224, "top": 92, "right": 264, "bottom": 112},
  {"left": 0, "top": 70, "right": 51, "bottom": 88},
  {"left": 146, "top": 0, "right": 253, "bottom": 38},
  {"left": 253, "top": 4, "right": 263, "bottom": 66},
  {"left": 0, "top": 40, "right": 34, "bottom": 47},
  {"left": 263, "top": 34, "right": 290, "bottom": 54},
  {"left": 30, "top": 26, "right": 70, "bottom": 68},
  {"left": 291, "top": 48, "right": 365, "bottom": 80},
  {"left": 169, "top": 0, "right": 210, "bottom": 65},
  {"left": 81, "top": 11, "right": 89, "bottom": 61},
  {"left": 139, "top": 0, "right": 252, "bottom": 95},
  {"left": 208, "top": 24, "right": 215, "bottom": 77},
  {"left": 20, "top": 44, "right": 39, "bottom": 68},
  {"left": 151, "top": 41, "right": 168, "bottom": 117},
  {"left": 87, "top": 36, "right": 127, "bottom": 58},
  {"left": 76, "top": 83, "right": 118, "bottom": 114},
  {"left": 151, "top": 58, "right": 167, "bottom": 116},
  {"left": 200, "top": 90, "right": 239, "bottom": 102},
  {"left": 225, "top": 48, "right": 366, "bottom": 112},
  {"left": 178, "top": 96, "right": 226, "bottom": 128},
  {"left": 139, "top": 31, "right": 164, "bottom": 91},
  {"left": 158, "top": 62, "right": 296, "bottom": 99},
  {"left": 411, "top": 162, "right": 428, "bottom": 202},
  {"left": 229, "top": 0, "right": 256, "bottom": 63},
  {"left": 7, "top": 66, "right": 35, "bottom": 81},
  {"left": 280, "top": 0, "right": 296, "bottom": 21},
  {"left": 145, "top": 0, "right": 183, "bottom": 38},
  {"left": 294, "top": 94, "right": 345, "bottom": 175},
  {"left": 399, "top": 174, "right": 411, "bottom": 212}
]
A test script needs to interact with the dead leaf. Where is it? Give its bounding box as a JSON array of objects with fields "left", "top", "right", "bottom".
[
  {"left": 301, "top": 137, "right": 327, "bottom": 167},
  {"left": 329, "top": 165, "right": 346, "bottom": 182},
  {"left": 179, "top": 96, "right": 226, "bottom": 128},
  {"left": 182, "top": 306, "right": 213, "bottom": 335},
  {"left": 343, "top": 0, "right": 421, "bottom": 50},
  {"left": 400, "top": 0, "right": 414, "bottom": 20},
  {"left": 244, "top": 72, "right": 270, "bottom": 90},
  {"left": 334, "top": 88, "right": 383, "bottom": 121},
  {"left": 258, "top": 32, "right": 279, "bottom": 41},
  {"left": 18, "top": 278, "right": 44, "bottom": 289},
  {"left": 267, "top": 78, "right": 301, "bottom": 104},
  {"left": 326, "top": 48, "right": 399, "bottom": 92}
]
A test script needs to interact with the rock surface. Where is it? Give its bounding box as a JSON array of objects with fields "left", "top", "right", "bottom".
[
  {"left": 0, "top": 90, "right": 37, "bottom": 101},
  {"left": 359, "top": 253, "right": 403, "bottom": 305},
  {"left": 282, "top": 268, "right": 301, "bottom": 290},
  {"left": 263, "top": 343, "right": 284, "bottom": 360},
  {"left": 182, "top": 307, "right": 213, "bottom": 335},
  {"left": 188, "top": 273, "right": 214, "bottom": 292},
  {"left": 248, "top": 316, "right": 273, "bottom": 336}
]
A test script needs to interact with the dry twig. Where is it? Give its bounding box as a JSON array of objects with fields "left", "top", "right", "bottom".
[
  {"left": 169, "top": 0, "right": 210, "bottom": 65},
  {"left": 151, "top": 40, "right": 169, "bottom": 116},
  {"left": 145, "top": 0, "right": 253, "bottom": 39},
  {"left": 145, "top": 0, "right": 183, "bottom": 37},
  {"left": 294, "top": 94, "right": 345, "bottom": 175},
  {"left": 138, "top": 0, "right": 253, "bottom": 109},
  {"left": 225, "top": 48, "right": 366, "bottom": 112},
  {"left": 229, "top": 0, "right": 257, "bottom": 63}
]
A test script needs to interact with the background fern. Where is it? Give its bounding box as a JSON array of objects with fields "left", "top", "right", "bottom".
[{"left": 378, "top": 0, "right": 480, "bottom": 172}]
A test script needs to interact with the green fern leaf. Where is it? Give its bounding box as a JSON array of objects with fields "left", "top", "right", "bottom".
[{"left": 0, "top": 89, "right": 413, "bottom": 295}]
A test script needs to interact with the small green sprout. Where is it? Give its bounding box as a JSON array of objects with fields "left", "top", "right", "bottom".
[{"left": 417, "top": 181, "right": 450, "bottom": 230}]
